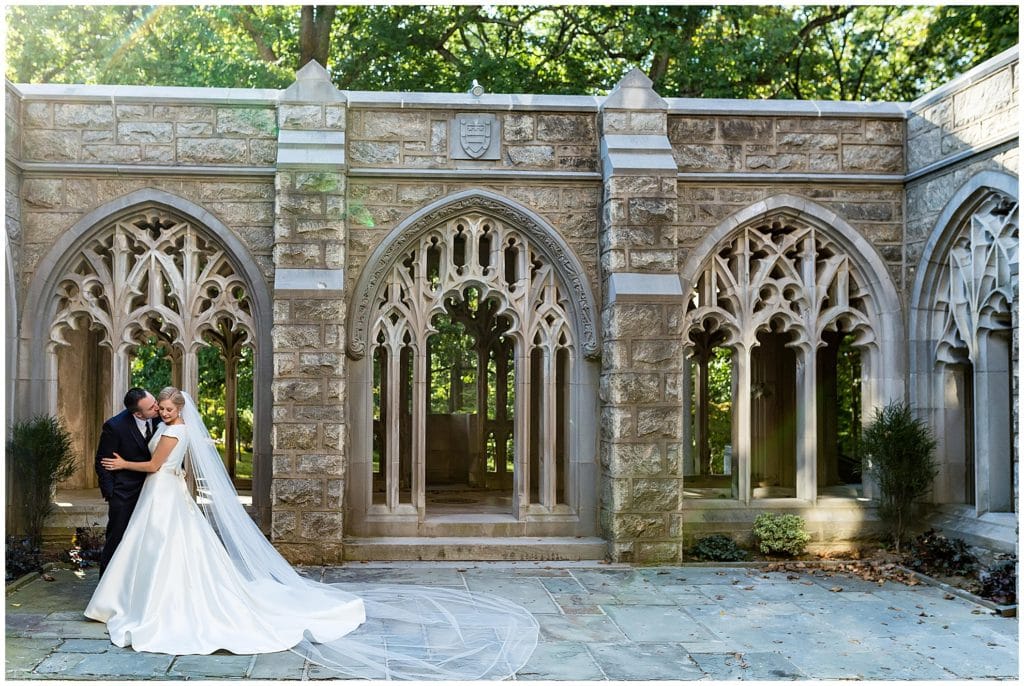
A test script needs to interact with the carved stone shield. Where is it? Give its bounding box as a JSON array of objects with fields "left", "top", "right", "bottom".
[{"left": 459, "top": 117, "right": 492, "bottom": 159}]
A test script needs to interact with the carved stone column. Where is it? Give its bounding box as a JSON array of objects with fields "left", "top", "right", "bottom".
[
  {"left": 269, "top": 61, "right": 349, "bottom": 563},
  {"left": 598, "top": 69, "right": 684, "bottom": 563}
]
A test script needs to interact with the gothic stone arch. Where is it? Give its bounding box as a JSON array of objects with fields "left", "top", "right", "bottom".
[
  {"left": 680, "top": 194, "right": 904, "bottom": 503},
  {"left": 346, "top": 190, "right": 600, "bottom": 537},
  {"left": 17, "top": 189, "right": 274, "bottom": 520},
  {"left": 909, "top": 171, "right": 1019, "bottom": 515}
]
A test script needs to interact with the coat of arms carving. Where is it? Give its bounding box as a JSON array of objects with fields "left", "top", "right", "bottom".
[{"left": 451, "top": 114, "right": 500, "bottom": 160}]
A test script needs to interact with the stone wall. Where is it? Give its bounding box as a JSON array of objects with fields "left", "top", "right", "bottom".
[
  {"left": 669, "top": 114, "right": 904, "bottom": 175},
  {"left": 346, "top": 108, "right": 599, "bottom": 172},
  {"left": 906, "top": 49, "right": 1020, "bottom": 519},
  {"left": 20, "top": 98, "right": 278, "bottom": 167},
  {"left": 7, "top": 46, "right": 1019, "bottom": 563}
]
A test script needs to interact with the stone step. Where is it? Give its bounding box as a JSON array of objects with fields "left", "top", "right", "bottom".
[
  {"left": 928, "top": 505, "right": 1018, "bottom": 554},
  {"left": 343, "top": 536, "right": 608, "bottom": 561}
]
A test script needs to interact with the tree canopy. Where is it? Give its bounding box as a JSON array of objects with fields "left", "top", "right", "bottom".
[{"left": 5, "top": 5, "right": 1018, "bottom": 100}]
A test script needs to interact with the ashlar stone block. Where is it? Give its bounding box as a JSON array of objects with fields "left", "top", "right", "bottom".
[
  {"left": 272, "top": 478, "right": 322, "bottom": 506},
  {"left": 217, "top": 107, "right": 277, "bottom": 136},
  {"left": 632, "top": 479, "right": 680, "bottom": 511},
  {"left": 118, "top": 122, "right": 173, "bottom": 143},
  {"left": 506, "top": 145, "right": 556, "bottom": 167},
  {"left": 177, "top": 138, "right": 247, "bottom": 164},
  {"left": 22, "top": 179, "right": 63, "bottom": 209},
  {"left": 301, "top": 511, "right": 343, "bottom": 541},
  {"left": 23, "top": 129, "right": 80, "bottom": 161},
  {"left": 54, "top": 104, "right": 114, "bottom": 128}
]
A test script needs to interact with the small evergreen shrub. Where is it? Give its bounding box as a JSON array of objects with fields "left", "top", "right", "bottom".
[
  {"left": 979, "top": 560, "right": 1017, "bottom": 605},
  {"left": 689, "top": 534, "right": 748, "bottom": 561},
  {"left": 906, "top": 529, "right": 977, "bottom": 577},
  {"left": 8, "top": 415, "right": 78, "bottom": 545},
  {"left": 861, "top": 402, "right": 938, "bottom": 552},
  {"left": 752, "top": 513, "right": 811, "bottom": 556}
]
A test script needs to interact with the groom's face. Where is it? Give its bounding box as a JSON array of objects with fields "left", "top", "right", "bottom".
[{"left": 133, "top": 393, "right": 160, "bottom": 420}]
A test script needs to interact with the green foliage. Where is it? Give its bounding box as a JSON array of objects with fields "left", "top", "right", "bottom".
[
  {"left": 906, "top": 529, "right": 977, "bottom": 577},
  {"left": 7, "top": 415, "right": 78, "bottom": 545},
  {"left": 131, "top": 337, "right": 254, "bottom": 473},
  {"left": 979, "top": 559, "right": 1017, "bottom": 605},
  {"left": 705, "top": 347, "right": 733, "bottom": 474},
  {"left": 130, "top": 337, "right": 171, "bottom": 391},
  {"left": 689, "top": 534, "right": 748, "bottom": 562},
  {"left": 835, "top": 337, "right": 862, "bottom": 468},
  {"left": 752, "top": 513, "right": 811, "bottom": 556},
  {"left": 6, "top": 5, "right": 1017, "bottom": 101},
  {"left": 861, "top": 402, "right": 938, "bottom": 552}
]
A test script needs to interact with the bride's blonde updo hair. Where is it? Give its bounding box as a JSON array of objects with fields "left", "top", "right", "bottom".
[{"left": 157, "top": 386, "right": 186, "bottom": 410}]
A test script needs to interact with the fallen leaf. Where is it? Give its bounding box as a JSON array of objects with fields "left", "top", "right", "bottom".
[
  {"left": 829, "top": 586, "right": 843, "bottom": 593},
  {"left": 943, "top": 593, "right": 955, "bottom": 600},
  {"left": 41, "top": 574, "right": 54, "bottom": 582}
]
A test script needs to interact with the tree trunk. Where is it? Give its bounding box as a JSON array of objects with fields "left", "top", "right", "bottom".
[{"left": 299, "top": 5, "right": 337, "bottom": 69}]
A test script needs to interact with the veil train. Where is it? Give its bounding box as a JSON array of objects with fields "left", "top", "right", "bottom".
[{"left": 181, "top": 392, "right": 539, "bottom": 680}]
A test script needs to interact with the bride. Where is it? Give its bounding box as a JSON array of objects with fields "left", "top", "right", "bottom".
[{"left": 85, "top": 386, "right": 538, "bottom": 680}]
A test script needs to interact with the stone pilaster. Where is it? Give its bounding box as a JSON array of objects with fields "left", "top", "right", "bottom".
[
  {"left": 270, "top": 61, "right": 349, "bottom": 563},
  {"left": 598, "top": 69, "right": 685, "bottom": 563}
]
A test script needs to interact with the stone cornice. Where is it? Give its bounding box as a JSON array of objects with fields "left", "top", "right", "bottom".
[
  {"left": 346, "top": 168, "right": 601, "bottom": 181},
  {"left": 667, "top": 99, "right": 908, "bottom": 118},
  {"left": 909, "top": 45, "right": 1019, "bottom": 113},
  {"left": 14, "top": 161, "right": 276, "bottom": 177}
]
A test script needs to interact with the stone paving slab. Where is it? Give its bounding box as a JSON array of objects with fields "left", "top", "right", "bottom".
[{"left": 5, "top": 563, "right": 1019, "bottom": 681}]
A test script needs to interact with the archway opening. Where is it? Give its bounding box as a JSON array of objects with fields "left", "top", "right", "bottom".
[
  {"left": 684, "top": 326, "right": 736, "bottom": 499},
  {"left": 750, "top": 325, "right": 798, "bottom": 499},
  {"left": 424, "top": 287, "right": 515, "bottom": 516},
  {"left": 816, "top": 332, "right": 863, "bottom": 497}
]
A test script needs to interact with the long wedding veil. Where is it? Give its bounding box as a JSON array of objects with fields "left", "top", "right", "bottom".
[{"left": 180, "top": 392, "right": 539, "bottom": 679}]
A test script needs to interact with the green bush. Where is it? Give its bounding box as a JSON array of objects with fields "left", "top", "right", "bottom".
[
  {"left": 689, "top": 534, "right": 748, "bottom": 561},
  {"left": 752, "top": 513, "right": 811, "bottom": 556},
  {"left": 861, "top": 402, "right": 938, "bottom": 552},
  {"left": 7, "top": 415, "right": 78, "bottom": 546}
]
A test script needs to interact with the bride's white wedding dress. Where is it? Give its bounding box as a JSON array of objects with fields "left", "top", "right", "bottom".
[
  {"left": 84, "top": 396, "right": 538, "bottom": 680},
  {"left": 85, "top": 423, "right": 365, "bottom": 654}
]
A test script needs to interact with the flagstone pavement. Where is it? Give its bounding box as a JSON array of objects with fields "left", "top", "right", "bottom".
[{"left": 5, "top": 561, "right": 1019, "bottom": 681}]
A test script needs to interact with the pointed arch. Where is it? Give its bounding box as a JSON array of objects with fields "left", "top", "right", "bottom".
[
  {"left": 679, "top": 193, "right": 904, "bottom": 504},
  {"left": 345, "top": 189, "right": 600, "bottom": 537},
  {"left": 909, "top": 171, "right": 1019, "bottom": 516},
  {"left": 17, "top": 188, "right": 274, "bottom": 521},
  {"left": 347, "top": 189, "right": 599, "bottom": 361}
]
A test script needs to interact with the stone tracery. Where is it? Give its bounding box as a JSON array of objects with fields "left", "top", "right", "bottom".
[
  {"left": 367, "top": 211, "right": 575, "bottom": 515},
  {"left": 682, "top": 213, "right": 879, "bottom": 501}
]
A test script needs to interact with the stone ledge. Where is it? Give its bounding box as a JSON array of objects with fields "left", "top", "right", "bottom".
[{"left": 343, "top": 536, "right": 608, "bottom": 561}]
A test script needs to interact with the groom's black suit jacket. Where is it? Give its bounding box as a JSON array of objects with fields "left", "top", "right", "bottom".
[
  {"left": 96, "top": 409, "right": 161, "bottom": 574},
  {"left": 95, "top": 409, "right": 160, "bottom": 503}
]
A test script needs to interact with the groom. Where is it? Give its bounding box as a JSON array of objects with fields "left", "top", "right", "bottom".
[{"left": 95, "top": 387, "right": 161, "bottom": 576}]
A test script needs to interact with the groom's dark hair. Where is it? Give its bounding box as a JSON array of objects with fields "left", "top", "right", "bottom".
[{"left": 124, "top": 387, "right": 151, "bottom": 412}]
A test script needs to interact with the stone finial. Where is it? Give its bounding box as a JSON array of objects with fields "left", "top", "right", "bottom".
[
  {"left": 281, "top": 59, "right": 346, "bottom": 102},
  {"left": 601, "top": 66, "right": 667, "bottom": 111}
]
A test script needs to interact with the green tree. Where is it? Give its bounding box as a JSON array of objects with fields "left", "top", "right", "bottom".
[
  {"left": 862, "top": 402, "right": 938, "bottom": 552},
  {"left": 6, "top": 5, "right": 1017, "bottom": 101}
]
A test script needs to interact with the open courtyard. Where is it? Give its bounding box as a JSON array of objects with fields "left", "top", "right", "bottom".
[{"left": 6, "top": 561, "right": 1018, "bottom": 681}]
